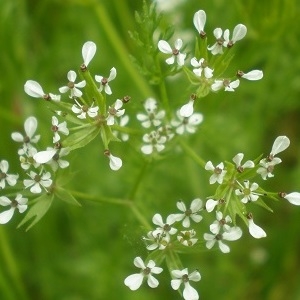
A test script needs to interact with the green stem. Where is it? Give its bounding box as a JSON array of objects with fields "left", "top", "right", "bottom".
[
  {"left": 90, "top": 1, "right": 153, "bottom": 98},
  {"left": 179, "top": 139, "right": 206, "bottom": 168}
]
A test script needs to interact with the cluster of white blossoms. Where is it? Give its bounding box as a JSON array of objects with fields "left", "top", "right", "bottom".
[
  {"left": 23, "top": 41, "right": 129, "bottom": 171},
  {"left": 204, "top": 136, "right": 300, "bottom": 240},
  {"left": 137, "top": 97, "right": 203, "bottom": 155}
]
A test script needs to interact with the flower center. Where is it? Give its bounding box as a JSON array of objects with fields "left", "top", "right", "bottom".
[
  {"left": 143, "top": 267, "right": 151, "bottom": 276},
  {"left": 182, "top": 274, "right": 189, "bottom": 283},
  {"left": 185, "top": 208, "right": 192, "bottom": 217},
  {"left": 163, "top": 224, "right": 171, "bottom": 232},
  {"left": 11, "top": 199, "right": 18, "bottom": 208},
  {"left": 67, "top": 82, "right": 75, "bottom": 89},
  {"left": 109, "top": 107, "right": 117, "bottom": 116},
  {"left": 34, "top": 175, "right": 41, "bottom": 183},
  {"left": 82, "top": 105, "right": 89, "bottom": 113},
  {"left": 172, "top": 48, "right": 179, "bottom": 56},
  {"left": 23, "top": 135, "right": 30, "bottom": 143},
  {"left": 101, "top": 78, "right": 108, "bottom": 86},
  {"left": 267, "top": 165, "right": 274, "bottom": 173},
  {"left": 216, "top": 233, "right": 223, "bottom": 240},
  {"left": 0, "top": 172, "right": 7, "bottom": 180},
  {"left": 214, "top": 167, "right": 222, "bottom": 175},
  {"left": 243, "top": 188, "right": 251, "bottom": 196},
  {"left": 51, "top": 125, "right": 58, "bottom": 132}
]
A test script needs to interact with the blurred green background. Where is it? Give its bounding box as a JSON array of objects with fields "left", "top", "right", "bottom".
[{"left": 1, "top": 0, "right": 300, "bottom": 299}]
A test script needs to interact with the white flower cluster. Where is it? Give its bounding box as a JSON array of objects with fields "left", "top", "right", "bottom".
[
  {"left": 137, "top": 97, "right": 203, "bottom": 155},
  {"left": 23, "top": 41, "right": 128, "bottom": 171},
  {"left": 204, "top": 136, "right": 300, "bottom": 240}
]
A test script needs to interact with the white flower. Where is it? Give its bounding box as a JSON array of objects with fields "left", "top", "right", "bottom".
[
  {"left": 124, "top": 257, "right": 163, "bottom": 291},
  {"left": 177, "top": 230, "right": 198, "bottom": 247},
  {"left": 158, "top": 39, "right": 186, "bottom": 66},
  {"left": 104, "top": 150, "right": 122, "bottom": 171},
  {"left": 282, "top": 192, "right": 300, "bottom": 206},
  {"left": 72, "top": 99, "right": 99, "bottom": 119},
  {"left": 143, "top": 230, "right": 170, "bottom": 250},
  {"left": 95, "top": 67, "right": 117, "bottom": 95},
  {"left": 51, "top": 116, "right": 69, "bottom": 143},
  {"left": 191, "top": 57, "right": 213, "bottom": 78},
  {"left": 141, "top": 131, "right": 167, "bottom": 155},
  {"left": 193, "top": 10, "right": 206, "bottom": 37},
  {"left": 172, "top": 110, "right": 203, "bottom": 135},
  {"left": 137, "top": 98, "right": 165, "bottom": 128},
  {"left": 106, "top": 99, "right": 125, "bottom": 125},
  {"left": 223, "top": 24, "right": 247, "bottom": 47},
  {"left": 24, "top": 80, "right": 61, "bottom": 101},
  {"left": 0, "top": 160, "right": 19, "bottom": 189},
  {"left": 152, "top": 213, "right": 177, "bottom": 238},
  {"left": 205, "top": 161, "right": 227, "bottom": 184},
  {"left": 211, "top": 79, "right": 240, "bottom": 92},
  {"left": 11, "top": 116, "right": 40, "bottom": 155},
  {"left": 34, "top": 148, "right": 70, "bottom": 171},
  {"left": 235, "top": 180, "right": 261, "bottom": 203},
  {"left": 170, "top": 199, "right": 203, "bottom": 228},
  {"left": 82, "top": 41, "right": 96, "bottom": 67},
  {"left": 237, "top": 70, "right": 263, "bottom": 81},
  {"left": 232, "top": 153, "right": 254, "bottom": 172},
  {"left": 247, "top": 213, "right": 266, "bottom": 239},
  {"left": 19, "top": 147, "right": 40, "bottom": 170},
  {"left": 209, "top": 211, "right": 233, "bottom": 234},
  {"left": 0, "top": 194, "right": 28, "bottom": 224},
  {"left": 204, "top": 226, "right": 242, "bottom": 253},
  {"left": 59, "top": 70, "right": 86, "bottom": 98},
  {"left": 171, "top": 268, "right": 201, "bottom": 300},
  {"left": 23, "top": 171, "right": 52, "bottom": 194},
  {"left": 207, "top": 28, "right": 225, "bottom": 55}
]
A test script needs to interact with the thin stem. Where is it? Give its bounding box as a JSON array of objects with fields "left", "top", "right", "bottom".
[{"left": 179, "top": 139, "right": 206, "bottom": 168}]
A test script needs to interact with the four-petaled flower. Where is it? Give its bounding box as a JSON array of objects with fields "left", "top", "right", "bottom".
[
  {"left": 171, "top": 198, "right": 203, "bottom": 228},
  {"left": 72, "top": 99, "right": 99, "bottom": 119},
  {"left": 124, "top": 257, "right": 163, "bottom": 291},
  {"left": 0, "top": 160, "right": 19, "bottom": 189},
  {"left": 152, "top": 213, "right": 177, "bottom": 239},
  {"left": 207, "top": 28, "right": 225, "bottom": 55},
  {"left": 235, "top": 180, "right": 261, "bottom": 203},
  {"left": 158, "top": 39, "right": 186, "bottom": 66},
  {"left": 95, "top": 67, "right": 117, "bottom": 95},
  {"left": 205, "top": 161, "right": 227, "bottom": 184},
  {"left": 211, "top": 79, "right": 240, "bottom": 92},
  {"left": 143, "top": 230, "right": 170, "bottom": 250},
  {"left": 172, "top": 110, "right": 203, "bottom": 135},
  {"left": 141, "top": 131, "right": 167, "bottom": 155},
  {"left": 23, "top": 171, "right": 52, "bottom": 194},
  {"left": 204, "top": 225, "right": 242, "bottom": 253},
  {"left": 137, "top": 98, "right": 165, "bottom": 128},
  {"left": 0, "top": 194, "right": 28, "bottom": 224},
  {"left": 177, "top": 230, "right": 198, "bottom": 247},
  {"left": 191, "top": 57, "right": 213, "bottom": 78},
  {"left": 51, "top": 116, "right": 69, "bottom": 143},
  {"left": 106, "top": 99, "right": 125, "bottom": 125},
  {"left": 171, "top": 268, "right": 201, "bottom": 300},
  {"left": 209, "top": 211, "right": 233, "bottom": 234},
  {"left": 11, "top": 116, "right": 40, "bottom": 155},
  {"left": 59, "top": 70, "right": 86, "bottom": 98}
]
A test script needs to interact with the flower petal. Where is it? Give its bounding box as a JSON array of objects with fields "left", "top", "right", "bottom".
[
  {"left": 124, "top": 274, "right": 143, "bottom": 291},
  {"left": 82, "top": 41, "right": 96, "bottom": 66},
  {"left": 0, "top": 208, "right": 15, "bottom": 224}
]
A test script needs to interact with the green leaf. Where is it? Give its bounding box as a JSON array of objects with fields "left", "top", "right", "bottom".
[
  {"left": 18, "top": 193, "right": 54, "bottom": 231},
  {"left": 55, "top": 187, "right": 81, "bottom": 206},
  {"left": 63, "top": 125, "right": 100, "bottom": 151}
]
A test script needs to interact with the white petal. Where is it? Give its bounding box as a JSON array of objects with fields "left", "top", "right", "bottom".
[
  {"left": 223, "top": 227, "right": 242, "bottom": 241},
  {"left": 166, "top": 56, "right": 175, "bottom": 65},
  {"left": 24, "top": 116, "right": 38, "bottom": 138},
  {"left": 205, "top": 199, "right": 218, "bottom": 212},
  {"left": 152, "top": 213, "right": 164, "bottom": 227},
  {"left": 248, "top": 219, "right": 266, "bottom": 239},
  {"left": 174, "top": 39, "right": 183, "bottom": 50},
  {"left": 271, "top": 136, "right": 290, "bottom": 156},
  {"left": 284, "top": 192, "right": 300, "bottom": 205},
  {"left": 213, "top": 28, "right": 223, "bottom": 39},
  {"left": 0, "top": 208, "right": 15, "bottom": 224},
  {"left": 147, "top": 274, "right": 159, "bottom": 288},
  {"left": 218, "top": 241, "right": 230, "bottom": 253},
  {"left": 67, "top": 70, "right": 77, "bottom": 82},
  {"left": 34, "top": 149, "right": 56, "bottom": 164},
  {"left": 171, "top": 279, "right": 182, "bottom": 290},
  {"left": 141, "top": 145, "right": 153, "bottom": 155},
  {"left": 232, "top": 24, "right": 247, "bottom": 42},
  {"left": 108, "top": 154, "right": 122, "bottom": 171},
  {"left": 24, "top": 80, "right": 44, "bottom": 98},
  {"left": 82, "top": 41, "right": 96, "bottom": 66},
  {"left": 176, "top": 201, "right": 187, "bottom": 212},
  {"left": 108, "top": 67, "right": 117, "bottom": 81},
  {"left": 180, "top": 100, "right": 194, "bottom": 118},
  {"left": 183, "top": 282, "right": 199, "bottom": 300},
  {"left": 30, "top": 183, "right": 42, "bottom": 194},
  {"left": 133, "top": 256, "right": 146, "bottom": 269},
  {"left": 190, "top": 198, "right": 202, "bottom": 212},
  {"left": 205, "top": 161, "right": 214, "bottom": 171},
  {"left": 158, "top": 40, "right": 172, "bottom": 54},
  {"left": 0, "top": 196, "right": 11, "bottom": 206},
  {"left": 124, "top": 274, "right": 144, "bottom": 291},
  {"left": 242, "top": 70, "right": 263, "bottom": 80},
  {"left": 232, "top": 153, "right": 243, "bottom": 167},
  {"left": 189, "top": 270, "right": 201, "bottom": 282},
  {"left": 11, "top": 132, "right": 24, "bottom": 142},
  {"left": 193, "top": 10, "right": 206, "bottom": 34}
]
